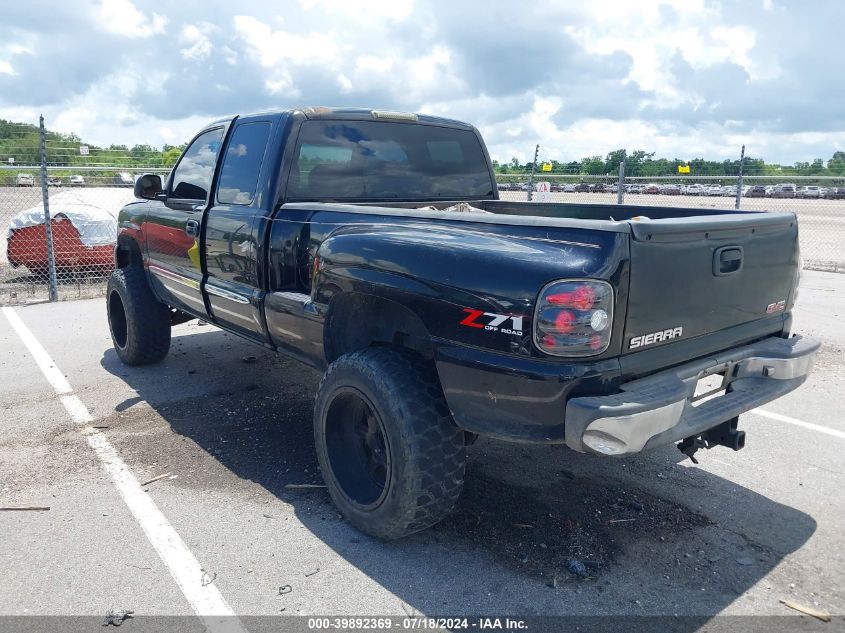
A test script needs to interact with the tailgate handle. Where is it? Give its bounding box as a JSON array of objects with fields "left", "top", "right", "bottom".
[{"left": 714, "top": 246, "right": 743, "bottom": 276}]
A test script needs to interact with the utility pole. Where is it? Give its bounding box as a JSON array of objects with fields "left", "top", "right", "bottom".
[
  {"left": 735, "top": 144, "right": 746, "bottom": 210},
  {"left": 526, "top": 144, "right": 539, "bottom": 202}
]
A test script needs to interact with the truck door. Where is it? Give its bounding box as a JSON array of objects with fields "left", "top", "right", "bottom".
[
  {"left": 146, "top": 126, "right": 226, "bottom": 315},
  {"left": 203, "top": 117, "right": 274, "bottom": 340}
]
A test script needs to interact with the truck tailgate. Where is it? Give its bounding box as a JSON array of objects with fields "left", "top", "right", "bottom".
[{"left": 623, "top": 212, "right": 799, "bottom": 353}]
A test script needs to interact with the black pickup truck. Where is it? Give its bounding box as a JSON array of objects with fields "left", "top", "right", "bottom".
[{"left": 108, "top": 107, "right": 819, "bottom": 539}]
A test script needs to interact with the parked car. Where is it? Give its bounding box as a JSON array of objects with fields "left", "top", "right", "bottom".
[
  {"left": 705, "top": 185, "right": 723, "bottom": 196},
  {"left": 745, "top": 185, "right": 767, "bottom": 198},
  {"left": 6, "top": 189, "right": 132, "bottom": 275},
  {"left": 69, "top": 175, "right": 86, "bottom": 187},
  {"left": 110, "top": 106, "right": 817, "bottom": 540},
  {"left": 590, "top": 183, "right": 608, "bottom": 193},
  {"left": 642, "top": 183, "right": 660, "bottom": 194},
  {"left": 574, "top": 182, "right": 591, "bottom": 192},
  {"left": 686, "top": 184, "right": 705, "bottom": 196},
  {"left": 563, "top": 184, "right": 575, "bottom": 193},
  {"left": 662, "top": 184, "right": 681, "bottom": 195},
  {"left": 47, "top": 177, "right": 63, "bottom": 187},
  {"left": 113, "top": 172, "right": 134, "bottom": 187},
  {"left": 15, "top": 173, "right": 34, "bottom": 187},
  {"left": 797, "top": 186, "right": 821, "bottom": 199},
  {"left": 772, "top": 184, "right": 797, "bottom": 198},
  {"left": 721, "top": 185, "right": 737, "bottom": 197},
  {"left": 824, "top": 187, "right": 845, "bottom": 199}
]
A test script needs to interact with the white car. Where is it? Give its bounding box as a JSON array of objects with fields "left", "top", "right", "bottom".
[
  {"left": 686, "top": 184, "right": 705, "bottom": 196},
  {"left": 69, "top": 175, "right": 86, "bottom": 187},
  {"left": 705, "top": 185, "right": 723, "bottom": 196},
  {"left": 797, "top": 186, "right": 820, "bottom": 198},
  {"left": 15, "top": 173, "right": 34, "bottom": 187}
]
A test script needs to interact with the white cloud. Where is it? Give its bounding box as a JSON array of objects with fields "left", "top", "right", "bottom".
[
  {"left": 180, "top": 23, "right": 215, "bottom": 61},
  {"left": 297, "top": 0, "right": 415, "bottom": 22},
  {"left": 1, "top": 0, "right": 842, "bottom": 165},
  {"left": 95, "top": 0, "right": 167, "bottom": 39},
  {"left": 233, "top": 15, "right": 342, "bottom": 67}
]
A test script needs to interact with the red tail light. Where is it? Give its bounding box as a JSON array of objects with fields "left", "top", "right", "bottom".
[
  {"left": 534, "top": 280, "right": 613, "bottom": 357},
  {"left": 546, "top": 286, "right": 596, "bottom": 310},
  {"left": 554, "top": 310, "right": 575, "bottom": 333}
]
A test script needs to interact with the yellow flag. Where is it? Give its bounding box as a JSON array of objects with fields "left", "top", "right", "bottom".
[
  {"left": 678, "top": 164, "right": 690, "bottom": 174},
  {"left": 541, "top": 162, "right": 552, "bottom": 172}
]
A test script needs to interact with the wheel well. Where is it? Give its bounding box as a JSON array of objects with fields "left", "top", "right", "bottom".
[
  {"left": 115, "top": 236, "right": 142, "bottom": 269},
  {"left": 324, "top": 293, "right": 433, "bottom": 364}
]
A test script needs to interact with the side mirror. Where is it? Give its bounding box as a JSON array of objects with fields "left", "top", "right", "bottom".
[{"left": 134, "top": 174, "right": 164, "bottom": 200}]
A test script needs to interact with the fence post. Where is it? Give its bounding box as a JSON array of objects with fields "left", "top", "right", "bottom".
[
  {"left": 735, "top": 144, "right": 745, "bottom": 210},
  {"left": 38, "top": 115, "right": 58, "bottom": 302},
  {"left": 617, "top": 152, "right": 626, "bottom": 205},
  {"left": 527, "top": 144, "right": 539, "bottom": 202}
]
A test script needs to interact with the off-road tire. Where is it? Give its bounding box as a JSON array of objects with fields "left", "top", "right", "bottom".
[
  {"left": 314, "top": 348, "right": 466, "bottom": 539},
  {"left": 107, "top": 266, "right": 171, "bottom": 365}
]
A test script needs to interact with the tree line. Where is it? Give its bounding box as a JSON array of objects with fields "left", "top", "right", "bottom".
[
  {"left": 0, "top": 119, "right": 185, "bottom": 169},
  {"left": 494, "top": 148, "right": 845, "bottom": 177}
]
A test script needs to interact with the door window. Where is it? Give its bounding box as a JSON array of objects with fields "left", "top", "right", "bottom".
[
  {"left": 171, "top": 128, "right": 225, "bottom": 200},
  {"left": 216, "top": 122, "right": 272, "bottom": 205}
]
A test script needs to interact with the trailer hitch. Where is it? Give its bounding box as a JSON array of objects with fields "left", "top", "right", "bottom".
[{"left": 678, "top": 417, "right": 746, "bottom": 464}]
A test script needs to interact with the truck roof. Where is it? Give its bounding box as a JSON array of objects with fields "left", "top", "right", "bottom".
[{"left": 205, "top": 107, "right": 473, "bottom": 130}]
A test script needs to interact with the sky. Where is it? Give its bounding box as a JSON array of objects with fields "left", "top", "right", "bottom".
[{"left": 1, "top": 0, "right": 843, "bottom": 165}]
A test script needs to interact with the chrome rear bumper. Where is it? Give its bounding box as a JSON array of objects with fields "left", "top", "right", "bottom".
[{"left": 564, "top": 335, "right": 820, "bottom": 456}]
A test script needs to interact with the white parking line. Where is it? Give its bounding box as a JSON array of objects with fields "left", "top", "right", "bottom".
[
  {"left": 2, "top": 306, "right": 247, "bottom": 633},
  {"left": 751, "top": 407, "right": 845, "bottom": 440}
]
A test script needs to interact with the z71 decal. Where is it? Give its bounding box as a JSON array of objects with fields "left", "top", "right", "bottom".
[{"left": 460, "top": 309, "right": 524, "bottom": 336}]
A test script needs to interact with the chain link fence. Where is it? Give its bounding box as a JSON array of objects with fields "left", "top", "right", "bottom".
[
  {"left": 1, "top": 117, "right": 843, "bottom": 306},
  {"left": 498, "top": 173, "right": 845, "bottom": 273},
  {"left": 0, "top": 118, "right": 169, "bottom": 305}
]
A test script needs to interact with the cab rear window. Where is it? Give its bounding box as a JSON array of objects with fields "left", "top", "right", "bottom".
[{"left": 287, "top": 120, "right": 494, "bottom": 201}]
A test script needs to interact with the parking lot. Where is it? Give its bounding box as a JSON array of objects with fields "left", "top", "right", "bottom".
[{"left": 1, "top": 270, "right": 843, "bottom": 629}]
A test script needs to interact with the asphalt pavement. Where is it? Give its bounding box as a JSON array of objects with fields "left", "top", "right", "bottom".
[{"left": 0, "top": 271, "right": 843, "bottom": 631}]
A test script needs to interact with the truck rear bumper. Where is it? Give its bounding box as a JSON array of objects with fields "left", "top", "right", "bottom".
[{"left": 564, "top": 334, "right": 820, "bottom": 455}]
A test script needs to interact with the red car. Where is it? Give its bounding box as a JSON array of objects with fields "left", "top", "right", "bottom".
[{"left": 6, "top": 190, "right": 132, "bottom": 275}]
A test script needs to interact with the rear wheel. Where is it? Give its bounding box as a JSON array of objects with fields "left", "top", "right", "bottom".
[
  {"left": 107, "top": 266, "right": 171, "bottom": 365},
  {"left": 314, "top": 348, "right": 466, "bottom": 539}
]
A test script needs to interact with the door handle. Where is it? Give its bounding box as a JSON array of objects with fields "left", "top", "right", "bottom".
[{"left": 185, "top": 219, "right": 200, "bottom": 237}]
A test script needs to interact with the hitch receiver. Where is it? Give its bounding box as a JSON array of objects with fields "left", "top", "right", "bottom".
[{"left": 678, "top": 417, "right": 745, "bottom": 463}]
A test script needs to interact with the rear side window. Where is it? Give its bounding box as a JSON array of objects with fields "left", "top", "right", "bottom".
[
  {"left": 217, "top": 122, "right": 272, "bottom": 205},
  {"left": 287, "top": 120, "right": 494, "bottom": 201},
  {"left": 171, "top": 127, "right": 225, "bottom": 200}
]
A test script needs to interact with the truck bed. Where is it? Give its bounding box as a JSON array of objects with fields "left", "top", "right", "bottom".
[
  {"left": 365, "top": 198, "right": 777, "bottom": 222},
  {"left": 301, "top": 198, "right": 800, "bottom": 362}
]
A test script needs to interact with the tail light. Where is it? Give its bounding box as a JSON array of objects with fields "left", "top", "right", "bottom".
[{"left": 534, "top": 279, "right": 613, "bottom": 356}]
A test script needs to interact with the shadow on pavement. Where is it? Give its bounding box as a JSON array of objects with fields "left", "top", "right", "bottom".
[{"left": 101, "top": 326, "right": 817, "bottom": 621}]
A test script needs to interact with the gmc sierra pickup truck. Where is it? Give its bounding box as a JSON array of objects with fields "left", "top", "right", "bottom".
[{"left": 108, "top": 107, "right": 819, "bottom": 539}]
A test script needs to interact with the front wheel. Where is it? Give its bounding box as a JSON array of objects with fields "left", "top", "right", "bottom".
[
  {"left": 107, "top": 266, "right": 171, "bottom": 365},
  {"left": 314, "top": 348, "right": 466, "bottom": 539}
]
